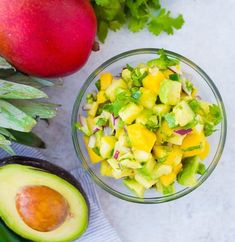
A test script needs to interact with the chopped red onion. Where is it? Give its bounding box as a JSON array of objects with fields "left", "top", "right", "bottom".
[
  {"left": 82, "top": 103, "right": 92, "bottom": 111},
  {"left": 79, "top": 115, "right": 87, "bottom": 127},
  {"left": 88, "top": 135, "right": 96, "bottom": 148},
  {"left": 93, "top": 127, "right": 100, "bottom": 133},
  {"left": 104, "top": 126, "right": 112, "bottom": 136},
  {"left": 168, "top": 66, "right": 182, "bottom": 74},
  {"left": 174, "top": 128, "right": 192, "bottom": 135},
  {"left": 113, "top": 150, "right": 120, "bottom": 159}
]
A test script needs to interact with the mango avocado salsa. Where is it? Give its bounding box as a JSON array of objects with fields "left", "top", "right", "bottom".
[{"left": 77, "top": 50, "right": 222, "bottom": 197}]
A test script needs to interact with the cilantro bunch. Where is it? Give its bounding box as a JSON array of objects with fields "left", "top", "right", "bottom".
[{"left": 91, "top": 0, "right": 185, "bottom": 42}]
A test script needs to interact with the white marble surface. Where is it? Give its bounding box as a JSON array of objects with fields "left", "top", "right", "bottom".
[{"left": 35, "top": 0, "right": 235, "bottom": 241}]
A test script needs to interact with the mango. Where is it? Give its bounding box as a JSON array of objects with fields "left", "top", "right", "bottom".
[
  {"left": 0, "top": 0, "right": 96, "bottom": 77},
  {"left": 160, "top": 172, "right": 176, "bottom": 187},
  {"left": 96, "top": 91, "right": 107, "bottom": 104},
  {"left": 100, "top": 73, "right": 113, "bottom": 90},
  {"left": 84, "top": 136, "right": 102, "bottom": 164},
  {"left": 142, "top": 71, "right": 165, "bottom": 94},
  {"left": 127, "top": 123, "right": 156, "bottom": 153},
  {"left": 181, "top": 131, "right": 206, "bottom": 157},
  {"left": 199, "top": 138, "right": 210, "bottom": 160}
]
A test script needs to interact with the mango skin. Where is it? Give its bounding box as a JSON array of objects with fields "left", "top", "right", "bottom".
[{"left": 0, "top": 0, "right": 97, "bottom": 77}]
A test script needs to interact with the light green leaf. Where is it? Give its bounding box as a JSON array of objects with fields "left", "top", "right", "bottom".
[
  {"left": 30, "top": 77, "right": 55, "bottom": 87},
  {"left": 0, "top": 127, "right": 15, "bottom": 140},
  {"left": 10, "top": 100, "right": 58, "bottom": 119},
  {"left": 0, "top": 79, "right": 48, "bottom": 99},
  {"left": 0, "top": 144, "right": 15, "bottom": 155},
  {"left": 0, "top": 56, "right": 14, "bottom": 70},
  {"left": 0, "top": 134, "right": 11, "bottom": 145},
  {"left": 0, "top": 100, "right": 36, "bottom": 132}
]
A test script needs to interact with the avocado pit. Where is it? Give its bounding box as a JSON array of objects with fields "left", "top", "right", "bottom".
[{"left": 16, "top": 185, "right": 69, "bottom": 232}]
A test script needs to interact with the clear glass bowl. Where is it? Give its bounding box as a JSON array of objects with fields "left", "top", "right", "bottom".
[{"left": 71, "top": 49, "right": 227, "bottom": 204}]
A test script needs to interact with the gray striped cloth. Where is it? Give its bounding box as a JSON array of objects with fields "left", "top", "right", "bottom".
[{"left": 0, "top": 143, "right": 121, "bottom": 242}]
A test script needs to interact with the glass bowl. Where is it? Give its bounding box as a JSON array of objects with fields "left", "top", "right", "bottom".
[{"left": 71, "top": 48, "right": 227, "bottom": 204}]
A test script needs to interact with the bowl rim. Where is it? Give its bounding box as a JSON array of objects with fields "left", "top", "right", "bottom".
[{"left": 71, "top": 48, "right": 227, "bottom": 204}]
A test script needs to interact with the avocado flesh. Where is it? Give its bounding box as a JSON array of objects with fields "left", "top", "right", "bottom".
[{"left": 0, "top": 164, "right": 88, "bottom": 242}]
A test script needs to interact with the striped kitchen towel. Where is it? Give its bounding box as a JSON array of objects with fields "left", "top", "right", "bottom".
[{"left": 0, "top": 143, "right": 121, "bottom": 242}]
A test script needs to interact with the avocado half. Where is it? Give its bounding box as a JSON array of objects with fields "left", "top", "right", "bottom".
[{"left": 0, "top": 156, "right": 89, "bottom": 242}]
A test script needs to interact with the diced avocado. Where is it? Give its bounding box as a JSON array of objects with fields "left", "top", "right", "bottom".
[
  {"left": 167, "top": 133, "right": 186, "bottom": 145},
  {"left": 135, "top": 109, "right": 152, "bottom": 125},
  {"left": 133, "top": 149, "right": 151, "bottom": 162},
  {"left": 156, "top": 181, "right": 175, "bottom": 195},
  {"left": 105, "top": 79, "right": 128, "bottom": 101},
  {"left": 159, "top": 79, "right": 181, "bottom": 105},
  {"left": 112, "top": 168, "right": 133, "bottom": 179},
  {"left": 177, "top": 156, "right": 199, "bottom": 187},
  {"left": 95, "top": 130, "right": 103, "bottom": 148},
  {"left": 152, "top": 145, "right": 170, "bottom": 161},
  {"left": 152, "top": 164, "right": 172, "bottom": 179},
  {"left": 153, "top": 104, "right": 171, "bottom": 115},
  {"left": 100, "top": 161, "right": 113, "bottom": 176},
  {"left": 107, "top": 158, "right": 120, "bottom": 171},
  {"left": 197, "top": 162, "right": 206, "bottom": 175},
  {"left": 173, "top": 100, "right": 195, "bottom": 126},
  {"left": 139, "top": 87, "right": 157, "bottom": 109},
  {"left": 135, "top": 172, "right": 156, "bottom": 189},
  {"left": 123, "top": 178, "right": 145, "bottom": 197},
  {"left": 119, "top": 103, "right": 143, "bottom": 124},
  {"left": 120, "top": 158, "right": 142, "bottom": 169},
  {"left": 100, "top": 136, "right": 116, "bottom": 159},
  {"left": 121, "top": 69, "right": 132, "bottom": 82},
  {"left": 88, "top": 102, "right": 99, "bottom": 117}
]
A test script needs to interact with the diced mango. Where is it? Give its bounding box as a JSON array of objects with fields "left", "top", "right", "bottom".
[
  {"left": 97, "top": 91, "right": 107, "bottom": 104},
  {"left": 115, "top": 128, "right": 124, "bottom": 139},
  {"left": 100, "top": 72, "right": 113, "bottom": 90},
  {"left": 152, "top": 145, "right": 169, "bottom": 160},
  {"left": 142, "top": 71, "right": 165, "bottom": 94},
  {"left": 199, "top": 138, "right": 210, "bottom": 160},
  {"left": 191, "top": 88, "right": 198, "bottom": 97},
  {"left": 119, "top": 103, "right": 143, "bottom": 124},
  {"left": 156, "top": 121, "right": 173, "bottom": 143},
  {"left": 127, "top": 123, "right": 156, "bottom": 153},
  {"left": 139, "top": 87, "right": 157, "bottom": 109},
  {"left": 173, "top": 163, "right": 183, "bottom": 174},
  {"left": 163, "top": 69, "right": 174, "bottom": 78},
  {"left": 84, "top": 136, "right": 102, "bottom": 164},
  {"left": 180, "top": 132, "right": 205, "bottom": 157},
  {"left": 86, "top": 116, "right": 94, "bottom": 130},
  {"left": 165, "top": 147, "right": 183, "bottom": 166},
  {"left": 100, "top": 160, "right": 113, "bottom": 176},
  {"left": 160, "top": 172, "right": 176, "bottom": 187},
  {"left": 88, "top": 102, "right": 99, "bottom": 117}
]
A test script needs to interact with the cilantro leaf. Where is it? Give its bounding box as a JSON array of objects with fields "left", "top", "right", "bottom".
[
  {"left": 97, "top": 21, "right": 108, "bottom": 43},
  {"left": 148, "top": 9, "right": 184, "bottom": 36},
  {"left": 145, "top": 115, "right": 159, "bottom": 132},
  {"left": 96, "top": 118, "right": 107, "bottom": 126},
  {"left": 207, "top": 104, "right": 222, "bottom": 125},
  {"left": 204, "top": 122, "right": 216, "bottom": 137},
  {"left": 95, "top": 79, "right": 101, "bottom": 91},
  {"left": 92, "top": 0, "right": 184, "bottom": 42},
  {"left": 147, "top": 49, "right": 179, "bottom": 69}
]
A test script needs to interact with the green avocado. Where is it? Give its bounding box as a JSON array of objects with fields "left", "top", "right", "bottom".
[
  {"left": 159, "top": 79, "right": 182, "bottom": 105},
  {"left": 0, "top": 164, "right": 88, "bottom": 242},
  {"left": 177, "top": 156, "right": 199, "bottom": 187}
]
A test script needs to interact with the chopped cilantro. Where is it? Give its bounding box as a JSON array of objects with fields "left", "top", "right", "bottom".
[
  {"left": 92, "top": 0, "right": 184, "bottom": 42},
  {"left": 182, "top": 144, "right": 202, "bottom": 152},
  {"left": 169, "top": 73, "right": 180, "bottom": 81},
  {"left": 86, "top": 93, "right": 95, "bottom": 104},
  {"left": 131, "top": 68, "right": 148, "bottom": 87},
  {"left": 92, "top": 147, "right": 101, "bottom": 156},
  {"left": 145, "top": 115, "right": 159, "bottom": 132},
  {"left": 147, "top": 49, "right": 179, "bottom": 69},
  {"left": 95, "top": 79, "right": 101, "bottom": 91},
  {"left": 131, "top": 87, "right": 142, "bottom": 101},
  {"left": 204, "top": 122, "right": 216, "bottom": 136},
  {"left": 207, "top": 104, "right": 222, "bottom": 125},
  {"left": 96, "top": 118, "right": 107, "bottom": 126}
]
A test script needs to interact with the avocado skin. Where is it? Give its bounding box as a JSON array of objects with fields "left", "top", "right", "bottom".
[{"left": 0, "top": 156, "right": 90, "bottom": 241}]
